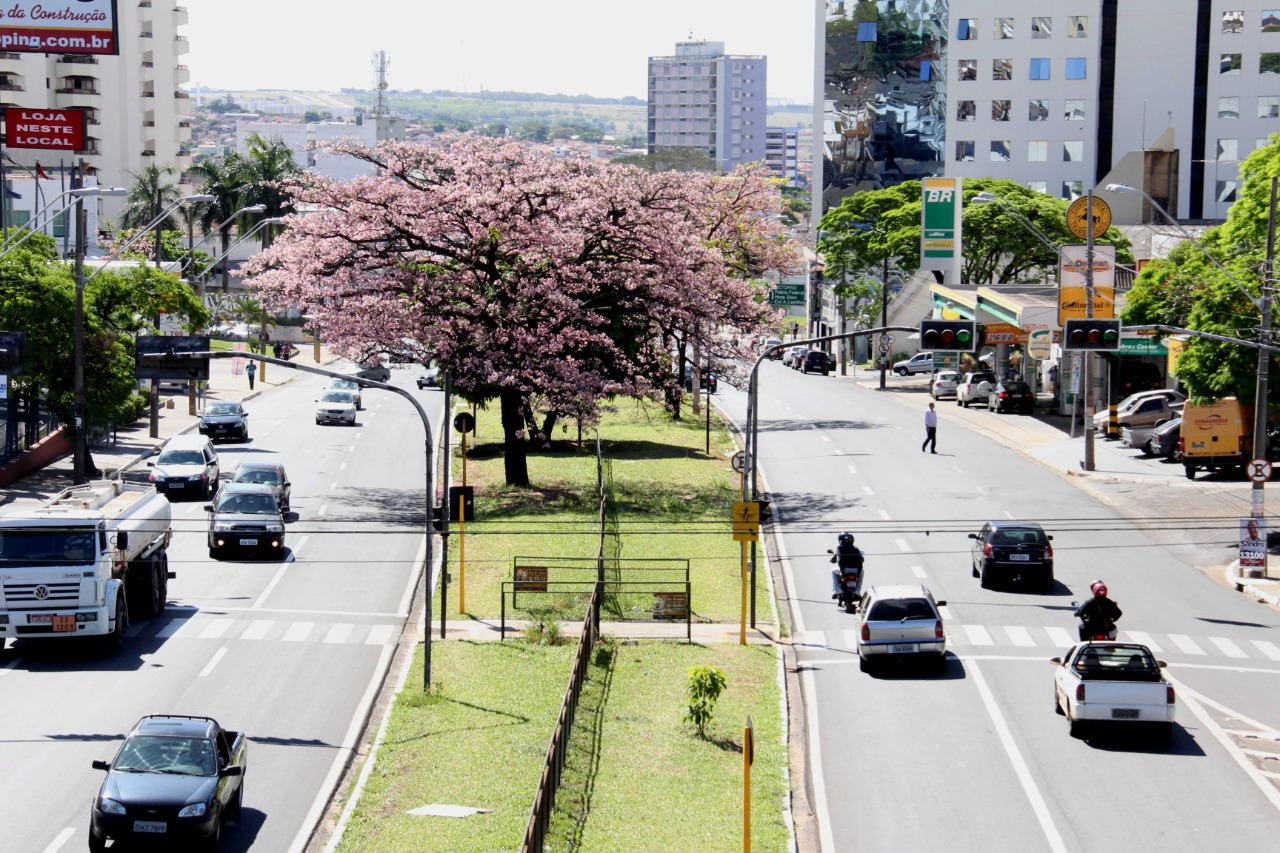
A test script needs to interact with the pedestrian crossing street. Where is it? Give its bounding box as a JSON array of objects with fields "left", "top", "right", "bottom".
[
  {"left": 129, "top": 614, "right": 399, "bottom": 647},
  {"left": 797, "top": 622, "right": 1280, "bottom": 664}
]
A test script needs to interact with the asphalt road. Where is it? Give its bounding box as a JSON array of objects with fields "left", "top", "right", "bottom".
[
  {"left": 0, "top": 368, "right": 442, "bottom": 853},
  {"left": 719, "top": 363, "right": 1280, "bottom": 853}
]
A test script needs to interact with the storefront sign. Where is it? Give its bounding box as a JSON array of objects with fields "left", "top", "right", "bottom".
[
  {"left": 921, "top": 177, "right": 961, "bottom": 269},
  {"left": 4, "top": 108, "right": 85, "bottom": 150},
  {"left": 0, "top": 2, "right": 118, "bottom": 55},
  {"left": 1059, "top": 244, "right": 1116, "bottom": 322}
]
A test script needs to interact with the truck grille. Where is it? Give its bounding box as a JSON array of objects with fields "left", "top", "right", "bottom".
[{"left": 3, "top": 580, "right": 80, "bottom": 605}]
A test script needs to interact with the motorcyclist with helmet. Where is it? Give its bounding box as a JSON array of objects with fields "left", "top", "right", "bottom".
[
  {"left": 1074, "top": 579, "right": 1122, "bottom": 640},
  {"left": 830, "top": 532, "right": 865, "bottom": 603}
]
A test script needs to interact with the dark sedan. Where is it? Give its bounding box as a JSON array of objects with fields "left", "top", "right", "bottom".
[
  {"left": 969, "top": 521, "right": 1054, "bottom": 591},
  {"left": 89, "top": 715, "right": 246, "bottom": 851},
  {"left": 198, "top": 401, "right": 249, "bottom": 442},
  {"left": 1144, "top": 416, "right": 1182, "bottom": 460},
  {"left": 990, "top": 380, "right": 1035, "bottom": 414},
  {"left": 802, "top": 350, "right": 833, "bottom": 375}
]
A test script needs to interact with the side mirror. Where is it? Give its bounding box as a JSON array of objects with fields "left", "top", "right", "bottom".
[
  {"left": 220, "top": 765, "right": 244, "bottom": 777},
  {"left": 146, "top": 461, "right": 156, "bottom": 467},
  {"left": 204, "top": 504, "right": 214, "bottom": 513},
  {"left": 1049, "top": 657, "right": 1062, "bottom": 665},
  {"left": 150, "top": 446, "right": 162, "bottom": 456},
  {"left": 935, "top": 600, "right": 946, "bottom": 607},
  {"left": 967, "top": 533, "right": 978, "bottom": 540},
  {"left": 1047, "top": 535, "right": 1054, "bottom": 541},
  {"left": 283, "top": 481, "right": 291, "bottom": 487},
  {"left": 116, "top": 531, "right": 129, "bottom": 551},
  {"left": 1157, "top": 660, "right": 1167, "bottom": 669},
  {"left": 92, "top": 760, "right": 109, "bottom": 771}
]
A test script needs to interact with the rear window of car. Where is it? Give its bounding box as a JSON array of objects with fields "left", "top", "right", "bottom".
[
  {"left": 990, "top": 528, "right": 1046, "bottom": 546},
  {"left": 867, "top": 598, "right": 937, "bottom": 621},
  {"left": 1003, "top": 381, "right": 1031, "bottom": 393}
]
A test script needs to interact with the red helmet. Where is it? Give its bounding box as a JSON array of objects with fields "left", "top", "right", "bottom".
[{"left": 1090, "top": 580, "right": 1108, "bottom": 598}]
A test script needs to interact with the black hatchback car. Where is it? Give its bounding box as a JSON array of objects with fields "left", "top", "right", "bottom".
[
  {"left": 990, "top": 380, "right": 1035, "bottom": 414},
  {"left": 969, "top": 521, "right": 1054, "bottom": 591},
  {"left": 802, "top": 350, "right": 833, "bottom": 375}
]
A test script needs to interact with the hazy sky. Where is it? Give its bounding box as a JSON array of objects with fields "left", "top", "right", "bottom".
[{"left": 181, "top": 0, "right": 817, "bottom": 103}]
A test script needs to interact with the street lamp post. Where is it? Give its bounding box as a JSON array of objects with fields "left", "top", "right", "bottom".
[
  {"left": 1108, "top": 180, "right": 1275, "bottom": 546},
  {"left": 0, "top": 186, "right": 127, "bottom": 259}
]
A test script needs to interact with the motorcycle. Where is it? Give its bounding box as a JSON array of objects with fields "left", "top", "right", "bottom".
[
  {"left": 828, "top": 549, "right": 863, "bottom": 614},
  {"left": 1071, "top": 600, "right": 1118, "bottom": 641}
]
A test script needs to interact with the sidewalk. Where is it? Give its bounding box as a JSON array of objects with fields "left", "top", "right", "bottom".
[
  {"left": 829, "top": 365, "right": 1280, "bottom": 607},
  {"left": 431, "top": 618, "right": 781, "bottom": 644},
  {"left": 0, "top": 343, "right": 341, "bottom": 508}
]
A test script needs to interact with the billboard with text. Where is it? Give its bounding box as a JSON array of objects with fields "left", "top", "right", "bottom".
[{"left": 0, "top": 2, "right": 118, "bottom": 56}]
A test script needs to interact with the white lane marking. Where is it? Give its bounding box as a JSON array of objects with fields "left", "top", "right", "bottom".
[
  {"left": 282, "top": 622, "right": 315, "bottom": 642},
  {"left": 40, "top": 827, "right": 75, "bottom": 853},
  {"left": 365, "top": 625, "right": 395, "bottom": 645},
  {"left": 1004, "top": 510, "right": 1015, "bottom": 519},
  {"left": 318, "top": 504, "right": 328, "bottom": 516},
  {"left": 289, "top": 535, "right": 307, "bottom": 558},
  {"left": 975, "top": 485, "right": 985, "bottom": 494},
  {"left": 843, "top": 630, "right": 861, "bottom": 650},
  {"left": 953, "top": 466, "right": 963, "bottom": 474},
  {"left": 968, "top": 659, "right": 1069, "bottom": 853},
  {"left": 330, "top": 481, "right": 339, "bottom": 489},
  {"left": 847, "top": 464, "right": 858, "bottom": 476},
  {"left": 198, "top": 619, "right": 234, "bottom": 640},
  {"left": 209, "top": 606, "right": 408, "bottom": 617},
  {"left": 1209, "top": 637, "right": 1249, "bottom": 659},
  {"left": 878, "top": 509, "right": 891, "bottom": 521},
  {"left": 1005, "top": 626, "right": 1036, "bottom": 647},
  {"left": 340, "top": 462, "right": 347, "bottom": 471},
  {"left": 895, "top": 538, "right": 912, "bottom": 553},
  {"left": 323, "top": 624, "right": 355, "bottom": 644},
  {"left": 911, "top": 565, "right": 927, "bottom": 578},
  {"left": 863, "top": 486, "right": 874, "bottom": 495},
  {"left": 833, "top": 449, "right": 844, "bottom": 456},
  {"left": 1168, "top": 634, "right": 1206, "bottom": 655},
  {"left": 802, "top": 664, "right": 835, "bottom": 853},
  {"left": 198, "top": 647, "right": 229, "bottom": 677},
  {"left": 1169, "top": 677, "right": 1280, "bottom": 815},
  {"left": 963, "top": 625, "right": 995, "bottom": 646},
  {"left": 1044, "top": 626, "right": 1075, "bottom": 649},
  {"left": 801, "top": 630, "right": 827, "bottom": 648},
  {"left": 820, "top": 435, "right": 831, "bottom": 442},
  {"left": 300, "top": 642, "right": 397, "bottom": 853},
  {"left": 1251, "top": 640, "right": 1280, "bottom": 661},
  {"left": 937, "top": 606, "right": 952, "bottom": 620},
  {"left": 1122, "top": 630, "right": 1163, "bottom": 652},
  {"left": 240, "top": 619, "right": 274, "bottom": 641},
  {"left": 156, "top": 617, "right": 193, "bottom": 638},
  {"left": 0, "top": 656, "right": 20, "bottom": 676},
  {"left": 355, "top": 431, "right": 363, "bottom": 440},
  {"left": 253, "top": 555, "right": 296, "bottom": 612}
]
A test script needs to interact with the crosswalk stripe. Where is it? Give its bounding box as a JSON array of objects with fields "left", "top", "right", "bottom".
[
  {"left": 240, "top": 619, "right": 274, "bottom": 641},
  {"left": 843, "top": 630, "right": 861, "bottom": 650},
  {"left": 1004, "top": 626, "right": 1036, "bottom": 647},
  {"left": 1209, "top": 637, "right": 1249, "bottom": 659},
  {"left": 282, "top": 621, "right": 314, "bottom": 642},
  {"left": 365, "top": 624, "right": 395, "bottom": 645},
  {"left": 1122, "top": 630, "right": 1162, "bottom": 652},
  {"left": 197, "top": 619, "right": 235, "bottom": 640},
  {"left": 963, "top": 625, "right": 994, "bottom": 646},
  {"left": 323, "top": 624, "right": 354, "bottom": 644},
  {"left": 1167, "top": 634, "right": 1206, "bottom": 655},
  {"left": 1251, "top": 640, "right": 1280, "bottom": 661},
  {"left": 937, "top": 606, "right": 953, "bottom": 620},
  {"left": 1044, "top": 626, "right": 1075, "bottom": 649},
  {"left": 801, "top": 630, "right": 827, "bottom": 648},
  {"left": 156, "top": 617, "right": 192, "bottom": 638}
]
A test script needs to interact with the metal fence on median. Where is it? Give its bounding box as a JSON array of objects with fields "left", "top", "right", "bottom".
[{"left": 520, "top": 580, "right": 601, "bottom": 853}]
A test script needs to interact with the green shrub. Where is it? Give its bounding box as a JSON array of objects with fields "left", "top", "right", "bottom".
[{"left": 683, "top": 664, "right": 727, "bottom": 738}]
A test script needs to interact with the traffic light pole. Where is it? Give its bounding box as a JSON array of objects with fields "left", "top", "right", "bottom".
[{"left": 1082, "top": 191, "right": 1097, "bottom": 472}]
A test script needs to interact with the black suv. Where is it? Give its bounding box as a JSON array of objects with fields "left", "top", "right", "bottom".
[
  {"left": 969, "top": 521, "right": 1054, "bottom": 591},
  {"left": 802, "top": 350, "right": 832, "bottom": 375},
  {"left": 991, "top": 380, "right": 1034, "bottom": 414}
]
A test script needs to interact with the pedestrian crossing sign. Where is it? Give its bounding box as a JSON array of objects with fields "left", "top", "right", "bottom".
[{"left": 733, "top": 501, "right": 760, "bottom": 541}]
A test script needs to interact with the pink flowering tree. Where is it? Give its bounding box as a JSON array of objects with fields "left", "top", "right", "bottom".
[{"left": 248, "top": 136, "right": 795, "bottom": 485}]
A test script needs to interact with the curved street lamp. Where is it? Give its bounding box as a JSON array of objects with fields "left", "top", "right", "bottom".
[{"left": 0, "top": 186, "right": 127, "bottom": 259}]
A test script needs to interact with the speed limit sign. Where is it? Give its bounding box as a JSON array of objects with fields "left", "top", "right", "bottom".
[{"left": 731, "top": 451, "right": 749, "bottom": 473}]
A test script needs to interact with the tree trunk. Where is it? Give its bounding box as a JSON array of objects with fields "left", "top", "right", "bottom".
[
  {"left": 539, "top": 410, "right": 558, "bottom": 443},
  {"left": 500, "top": 388, "right": 530, "bottom": 486}
]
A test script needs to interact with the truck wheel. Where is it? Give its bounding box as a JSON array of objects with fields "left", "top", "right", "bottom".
[
  {"left": 129, "top": 559, "right": 161, "bottom": 620},
  {"left": 103, "top": 592, "right": 128, "bottom": 654}
]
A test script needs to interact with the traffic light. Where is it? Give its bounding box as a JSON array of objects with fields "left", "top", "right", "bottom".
[
  {"left": 1063, "top": 319, "right": 1121, "bottom": 351},
  {"left": 919, "top": 320, "right": 978, "bottom": 352}
]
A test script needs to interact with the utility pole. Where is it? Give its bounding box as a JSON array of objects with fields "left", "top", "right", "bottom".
[
  {"left": 879, "top": 254, "right": 889, "bottom": 390},
  {"left": 1249, "top": 176, "right": 1278, "bottom": 562},
  {"left": 72, "top": 197, "right": 87, "bottom": 484},
  {"left": 1082, "top": 191, "right": 1097, "bottom": 472}
]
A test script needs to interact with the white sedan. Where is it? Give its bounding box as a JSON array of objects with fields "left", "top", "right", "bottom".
[
  {"left": 316, "top": 390, "right": 358, "bottom": 425},
  {"left": 1051, "top": 642, "right": 1175, "bottom": 742},
  {"left": 931, "top": 370, "right": 961, "bottom": 399}
]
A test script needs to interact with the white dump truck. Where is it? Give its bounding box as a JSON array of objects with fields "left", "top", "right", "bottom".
[{"left": 0, "top": 480, "right": 173, "bottom": 651}]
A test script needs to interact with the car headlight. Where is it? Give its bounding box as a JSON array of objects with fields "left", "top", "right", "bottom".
[
  {"left": 178, "top": 802, "right": 208, "bottom": 818},
  {"left": 214, "top": 522, "right": 236, "bottom": 532},
  {"left": 98, "top": 797, "right": 127, "bottom": 815},
  {"left": 267, "top": 524, "right": 284, "bottom": 533}
]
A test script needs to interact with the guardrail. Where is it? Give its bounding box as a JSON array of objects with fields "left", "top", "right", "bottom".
[{"left": 520, "top": 580, "right": 601, "bottom": 853}]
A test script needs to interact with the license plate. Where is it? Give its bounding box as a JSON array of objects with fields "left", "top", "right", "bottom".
[
  {"left": 238, "top": 538, "right": 258, "bottom": 546},
  {"left": 891, "top": 644, "right": 917, "bottom": 654},
  {"left": 169, "top": 481, "right": 185, "bottom": 489},
  {"left": 1009, "top": 553, "right": 1031, "bottom": 561},
  {"left": 53, "top": 615, "right": 76, "bottom": 632},
  {"left": 133, "top": 821, "right": 167, "bottom": 834},
  {"left": 1112, "top": 708, "right": 1140, "bottom": 719}
]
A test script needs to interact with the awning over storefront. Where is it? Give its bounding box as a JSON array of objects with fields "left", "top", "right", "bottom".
[{"left": 1119, "top": 336, "right": 1168, "bottom": 356}]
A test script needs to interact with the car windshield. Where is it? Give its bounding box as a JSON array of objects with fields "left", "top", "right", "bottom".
[
  {"left": 204, "top": 403, "right": 241, "bottom": 416},
  {"left": 234, "top": 469, "right": 281, "bottom": 485},
  {"left": 330, "top": 380, "right": 358, "bottom": 390},
  {"left": 157, "top": 450, "right": 204, "bottom": 466},
  {"left": 113, "top": 735, "right": 216, "bottom": 776},
  {"left": 321, "top": 392, "right": 354, "bottom": 403},
  {"left": 867, "top": 598, "right": 937, "bottom": 621},
  {"left": 0, "top": 529, "right": 96, "bottom": 564},
  {"left": 215, "top": 493, "right": 279, "bottom": 515},
  {"left": 1117, "top": 391, "right": 1158, "bottom": 411}
]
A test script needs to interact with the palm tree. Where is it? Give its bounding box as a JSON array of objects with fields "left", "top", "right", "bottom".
[
  {"left": 186, "top": 153, "right": 251, "bottom": 292},
  {"left": 118, "top": 163, "right": 180, "bottom": 262},
  {"left": 240, "top": 133, "right": 301, "bottom": 249}
]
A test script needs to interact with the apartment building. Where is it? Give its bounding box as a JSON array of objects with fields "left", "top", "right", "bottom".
[
  {"left": 766, "top": 126, "right": 803, "bottom": 186},
  {"left": 648, "top": 40, "right": 768, "bottom": 172},
  {"left": 0, "top": 1, "right": 191, "bottom": 239},
  {"left": 822, "top": 1, "right": 1280, "bottom": 222},
  {"left": 235, "top": 116, "right": 406, "bottom": 182}
]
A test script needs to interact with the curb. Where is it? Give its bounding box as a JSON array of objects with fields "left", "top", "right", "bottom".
[{"left": 1225, "top": 559, "right": 1280, "bottom": 606}]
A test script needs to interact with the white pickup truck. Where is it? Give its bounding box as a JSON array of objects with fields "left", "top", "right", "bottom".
[
  {"left": 1051, "top": 641, "right": 1175, "bottom": 742},
  {"left": 0, "top": 480, "right": 173, "bottom": 651}
]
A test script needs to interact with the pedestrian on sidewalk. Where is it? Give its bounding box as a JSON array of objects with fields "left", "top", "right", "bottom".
[
  {"left": 922, "top": 402, "right": 938, "bottom": 453},
  {"left": 245, "top": 361, "right": 257, "bottom": 390}
]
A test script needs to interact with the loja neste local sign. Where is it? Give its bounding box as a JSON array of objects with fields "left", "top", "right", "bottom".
[{"left": 3, "top": 108, "right": 85, "bottom": 150}]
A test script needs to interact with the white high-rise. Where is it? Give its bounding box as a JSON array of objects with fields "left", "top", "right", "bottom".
[{"left": 648, "top": 40, "right": 768, "bottom": 172}]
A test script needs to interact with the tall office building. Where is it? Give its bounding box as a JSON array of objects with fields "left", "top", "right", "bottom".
[
  {"left": 822, "top": 1, "right": 1280, "bottom": 222},
  {"left": 648, "top": 40, "right": 768, "bottom": 172},
  {"left": 0, "top": 2, "right": 192, "bottom": 230}
]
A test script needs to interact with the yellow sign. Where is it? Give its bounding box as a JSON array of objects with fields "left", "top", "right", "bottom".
[
  {"left": 732, "top": 501, "right": 760, "bottom": 542},
  {"left": 1058, "top": 286, "right": 1116, "bottom": 322},
  {"left": 982, "top": 322, "right": 1027, "bottom": 345},
  {"left": 1066, "top": 196, "right": 1112, "bottom": 239}
]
